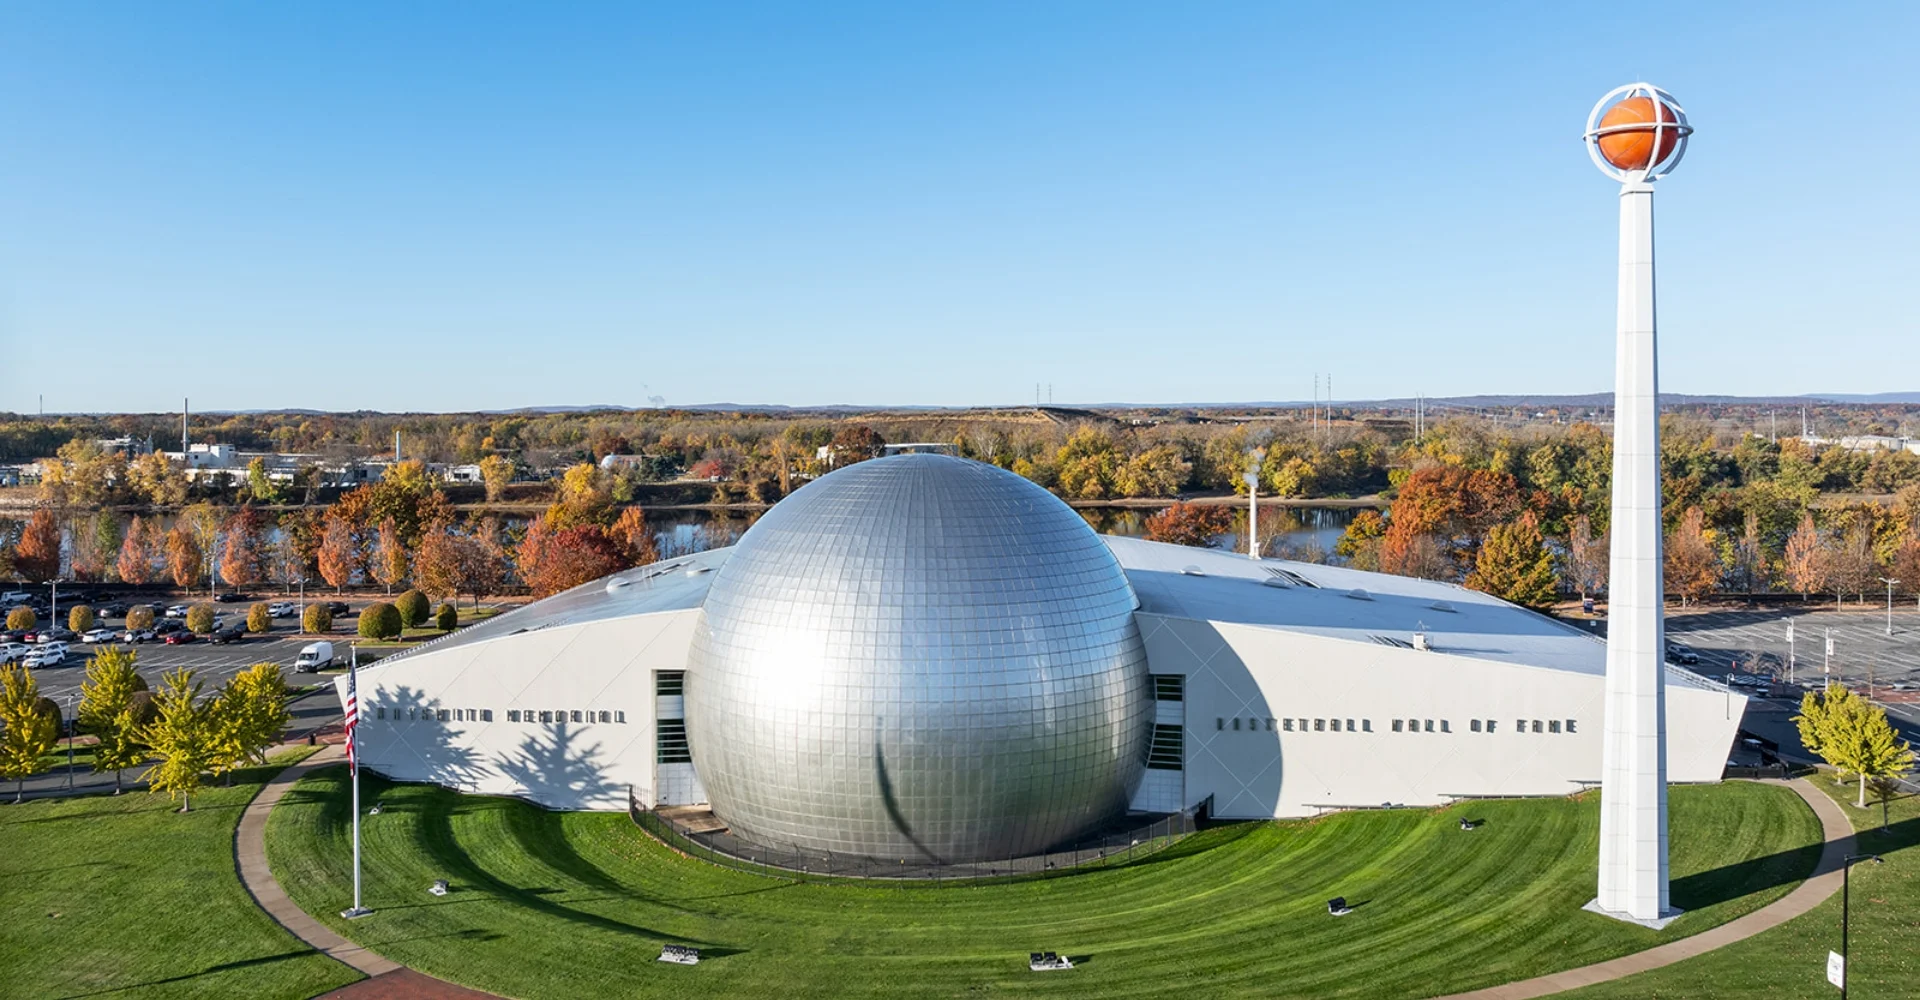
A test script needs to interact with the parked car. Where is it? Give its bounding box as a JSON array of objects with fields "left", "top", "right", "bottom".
[
  {"left": 81, "top": 627, "right": 118, "bottom": 643},
  {"left": 163, "top": 631, "right": 199, "bottom": 645},
  {"left": 27, "top": 628, "right": 79, "bottom": 645},
  {"left": 143, "top": 601, "right": 168, "bottom": 613},
  {"left": 24, "top": 642, "right": 69, "bottom": 668},
  {"left": 325, "top": 601, "right": 351, "bottom": 616},
  {"left": 94, "top": 601, "right": 129, "bottom": 617},
  {"left": 0, "top": 590, "right": 35, "bottom": 605},
  {"left": 0, "top": 629, "right": 30, "bottom": 644},
  {"left": 208, "top": 627, "right": 246, "bottom": 645},
  {"left": 0, "top": 642, "right": 30, "bottom": 665},
  {"left": 153, "top": 619, "right": 185, "bottom": 634},
  {"left": 214, "top": 592, "right": 249, "bottom": 603},
  {"left": 164, "top": 605, "right": 190, "bottom": 618},
  {"left": 294, "top": 641, "right": 336, "bottom": 672},
  {"left": 268, "top": 601, "right": 297, "bottom": 618},
  {"left": 121, "top": 628, "right": 157, "bottom": 644},
  {"left": 1665, "top": 643, "right": 1699, "bottom": 665}
]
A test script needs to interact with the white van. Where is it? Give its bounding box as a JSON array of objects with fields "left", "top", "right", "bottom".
[{"left": 294, "top": 641, "right": 336, "bottom": 673}]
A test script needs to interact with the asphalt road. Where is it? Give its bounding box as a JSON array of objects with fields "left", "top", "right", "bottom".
[{"left": 1664, "top": 606, "right": 1920, "bottom": 728}]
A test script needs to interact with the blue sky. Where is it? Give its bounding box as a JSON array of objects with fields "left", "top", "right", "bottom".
[{"left": 2, "top": 2, "right": 1914, "bottom": 413}]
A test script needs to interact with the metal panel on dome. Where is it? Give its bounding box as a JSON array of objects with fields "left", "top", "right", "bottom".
[{"left": 684, "top": 454, "right": 1152, "bottom": 863}]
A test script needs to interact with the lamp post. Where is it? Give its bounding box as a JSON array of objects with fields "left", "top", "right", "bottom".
[
  {"left": 1881, "top": 578, "right": 1899, "bottom": 636},
  {"left": 1840, "top": 853, "right": 1883, "bottom": 999},
  {"left": 1786, "top": 618, "right": 1795, "bottom": 685},
  {"left": 64, "top": 694, "right": 75, "bottom": 790}
]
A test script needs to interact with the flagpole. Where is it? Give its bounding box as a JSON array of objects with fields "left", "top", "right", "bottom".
[{"left": 342, "top": 642, "right": 372, "bottom": 919}]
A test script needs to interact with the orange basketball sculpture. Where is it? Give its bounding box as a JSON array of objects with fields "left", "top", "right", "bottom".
[{"left": 1596, "top": 96, "right": 1679, "bottom": 171}]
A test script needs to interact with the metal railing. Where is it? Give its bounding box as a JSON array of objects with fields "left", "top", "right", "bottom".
[{"left": 629, "top": 788, "right": 1196, "bottom": 883}]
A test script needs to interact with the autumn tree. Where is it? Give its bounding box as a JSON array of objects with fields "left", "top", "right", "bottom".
[
  {"left": 412, "top": 524, "right": 464, "bottom": 603},
  {"left": 358, "top": 602, "right": 402, "bottom": 640},
  {"left": 516, "top": 520, "right": 626, "bottom": 597},
  {"left": 1334, "top": 509, "right": 1388, "bottom": 572},
  {"left": 317, "top": 513, "right": 359, "bottom": 593},
  {"left": 141, "top": 668, "right": 215, "bottom": 812},
  {"left": 1566, "top": 514, "right": 1609, "bottom": 600},
  {"left": 116, "top": 516, "right": 160, "bottom": 585},
  {"left": 1782, "top": 513, "right": 1826, "bottom": 600},
  {"left": 179, "top": 503, "right": 224, "bottom": 592},
  {"left": 547, "top": 464, "right": 615, "bottom": 530},
  {"left": 435, "top": 602, "right": 458, "bottom": 630},
  {"left": 68, "top": 605, "right": 95, "bottom": 632},
  {"left": 1144, "top": 502, "right": 1233, "bottom": 548},
  {"left": 608, "top": 507, "right": 660, "bottom": 567},
  {"left": 14, "top": 509, "right": 61, "bottom": 582},
  {"left": 828, "top": 425, "right": 885, "bottom": 466},
  {"left": 1664, "top": 507, "right": 1723, "bottom": 607},
  {"left": 1730, "top": 511, "right": 1768, "bottom": 594},
  {"left": 78, "top": 645, "right": 150, "bottom": 793},
  {"left": 165, "top": 522, "right": 203, "bottom": 592},
  {"left": 185, "top": 604, "right": 216, "bottom": 635},
  {"left": 71, "top": 511, "right": 122, "bottom": 582},
  {"left": 395, "top": 589, "right": 429, "bottom": 628},
  {"left": 478, "top": 454, "right": 514, "bottom": 502},
  {"left": 209, "top": 662, "right": 289, "bottom": 783},
  {"left": 1825, "top": 520, "right": 1879, "bottom": 606},
  {"left": 247, "top": 603, "right": 273, "bottom": 633},
  {"left": 370, "top": 518, "right": 409, "bottom": 595},
  {"left": 0, "top": 664, "right": 60, "bottom": 802},
  {"left": 219, "top": 506, "right": 267, "bottom": 589},
  {"left": 1892, "top": 532, "right": 1920, "bottom": 600},
  {"left": 126, "top": 452, "right": 189, "bottom": 506},
  {"left": 6, "top": 607, "right": 37, "bottom": 632},
  {"left": 1796, "top": 685, "right": 1918, "bottom": 808},
  {"left": 1465, "top": 511, "right": 1559, "bottom": 609}
]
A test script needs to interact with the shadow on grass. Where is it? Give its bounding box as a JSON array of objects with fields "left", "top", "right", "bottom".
[
  {"left": 53, "top": 949, "right": 314, "bottom": 1000},
  {"left": 1672, "top": 814, "right": 1920, "bottom": 911},
  {"left": 415, "top": 790, "right": 725, "bottom": 950}
]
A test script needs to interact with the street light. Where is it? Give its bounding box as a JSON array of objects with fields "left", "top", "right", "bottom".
[
  {"left": 1839, "top": 853, "right": 1884, "bottom": 999},
  {"left": 1880, "top": 578, "right": 1899, "bottom": 637}
]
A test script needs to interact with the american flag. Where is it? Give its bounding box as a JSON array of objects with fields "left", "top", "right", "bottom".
[{"left": 343, "top": 661, "right": 360, "bottom": 776}]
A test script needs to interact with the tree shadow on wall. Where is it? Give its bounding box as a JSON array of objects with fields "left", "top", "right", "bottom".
[
  {"left": 496, "top": 722, "right": 622, "bottom": 811},
  {"left": 371, "top": 684, "right": 487, "bottom": 793}
]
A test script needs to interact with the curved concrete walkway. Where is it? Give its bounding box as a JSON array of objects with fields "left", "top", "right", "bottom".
[
  {"left": 236, "top": 744, "right": 499, "bottom": 999},
  {"left": 1432, "top": 777, "right": 1856, "bottom": 999}
]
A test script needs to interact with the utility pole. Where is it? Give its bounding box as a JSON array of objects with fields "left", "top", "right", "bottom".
[{"left": 1881, "top": 578, "right": 1899, "bottom": 636}]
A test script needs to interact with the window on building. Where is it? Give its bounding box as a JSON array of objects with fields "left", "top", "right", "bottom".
[
  {"left": 1565, "top": 720, "right": 1576, "bottom": 733},
  {"left": 657, "top": 719, "right": 692, "bottom": 764},
  {"left": 1471, "top": 719, "right": 1482, "bottom": 732},
  {"left": 1151, "top": 674, "right": 1185, "bottom": 702},
  {"left": 1549, "top": 720, "right": 1561, "bottom": 733},
  {"left": 1393, "top": 719, "right": 1404, "bottom": 732},
  {"left": 1147, "top": 724, "right": 1184, "bottom": 770},
  {"left": 657, "top": 671, "right": 685, "bottom": 697}
]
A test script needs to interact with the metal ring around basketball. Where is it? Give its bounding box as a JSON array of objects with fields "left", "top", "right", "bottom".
[{"left": 1584, "top": 82, "right": 1692, "bottom": 184}]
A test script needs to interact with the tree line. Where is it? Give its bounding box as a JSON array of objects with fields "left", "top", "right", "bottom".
[{"left": 0, "top": 647, "right": 289, "bottom": 809}]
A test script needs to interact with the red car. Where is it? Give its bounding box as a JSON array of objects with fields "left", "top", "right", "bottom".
[{"left": 164, "top": 631, "right": 200, "bottom": 645}]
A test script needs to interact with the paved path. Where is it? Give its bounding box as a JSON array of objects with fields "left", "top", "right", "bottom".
[
  {"left": 235, "top": 745, "right": 506, "bottom": 998},
  {"left": 1431, "top": 777, "right": 1855, "bottom": 999}
]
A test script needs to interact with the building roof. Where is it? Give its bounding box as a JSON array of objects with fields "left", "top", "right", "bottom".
[{"left": 368, "top": 526, "right": 1719, "bottom": 692}]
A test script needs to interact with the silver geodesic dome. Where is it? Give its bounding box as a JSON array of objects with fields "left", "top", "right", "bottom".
[{"left": 683, "top": 454, "right": 1152, "bottom": 863}]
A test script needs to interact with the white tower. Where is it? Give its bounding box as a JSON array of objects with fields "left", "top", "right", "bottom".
[{"left": 1584, "top": 83, "right": 1692, "bottom": 927}]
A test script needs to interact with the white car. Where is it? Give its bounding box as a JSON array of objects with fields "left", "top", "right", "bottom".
[
  {"left": 165, "top": 605, "right": 190, "bottom": 618},
  {"left": 0, "top": 642, "right": 30, "bottom": 665},
  {"left": 24, "top": 642, "right": 68, "bottom": 668},
  {"left": 81, "top": 627, "right": 118, "bottom": 643},
  {"left": 268, "top": 601, "right": 296, "bottom": 618},
  {"left": 0, "top": 590, "right": 34, "bottom": 605}
]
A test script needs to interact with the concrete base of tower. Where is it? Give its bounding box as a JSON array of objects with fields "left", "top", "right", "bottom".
[{"left": 1583, "top": 897, "right": 1683, "bottom": 930}]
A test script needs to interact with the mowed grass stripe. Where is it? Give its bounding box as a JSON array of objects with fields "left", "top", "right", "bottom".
[{"left": 267, "top": 770, "right": 1819, "bottom": 999}]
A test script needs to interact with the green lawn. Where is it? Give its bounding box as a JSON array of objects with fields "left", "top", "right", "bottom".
[
  {"left": 0, "top": 749, "right": 362, "bottom": 1000},
  {"left": 267, "top": 773, "right": 1820, "bottom": 999},
  {"left": 1563, "top": 777, "right": 1920, "bottom": 1000}
]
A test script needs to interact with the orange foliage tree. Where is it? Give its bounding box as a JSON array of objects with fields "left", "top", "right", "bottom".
[
  {"left": 116, "top": 516, "right": 160, "bottom": 585},
  {"left": 316, "top": 514, "right": 359, "bottom": 593},
  {"left": 219, "top": 507, "right": 267, "bottom": 589},
  {"left": 14, "top": 509, "right": 61, "bottom": 582},
  {"left": 164, "top": 523, "right": 202, "bottom": 591},
  {"left": 1144, "top": 502, "right": 1233, "bottom": 549}
]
